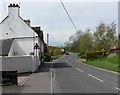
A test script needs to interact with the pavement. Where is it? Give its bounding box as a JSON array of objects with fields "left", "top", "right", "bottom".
[
  {"left": 2, "top": 62, "right": 52, "bottom": 93},
  {"left": 18, "top": 76, "right": 29, "bottom": 85},
  {"left": 2, "top": 53, "right": 120, "bottom": 94}
]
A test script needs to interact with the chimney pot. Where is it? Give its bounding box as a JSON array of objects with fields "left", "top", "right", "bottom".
[{"left": 13, "top": 4, "right": 15, "bottom": 6}]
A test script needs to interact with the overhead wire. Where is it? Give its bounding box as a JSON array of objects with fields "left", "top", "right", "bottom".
[
  {"left": 19, "top": 0, "right": 21, "bottom": 7},
  {"left": 60, "top": 0, "right": 78, "bottom": 32}
]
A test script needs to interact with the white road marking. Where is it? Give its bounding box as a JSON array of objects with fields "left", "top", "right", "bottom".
[
  {"left": 51, "top": 67, "right": 53, "bottom": 94},
  {"left": 77, "top": 68, "right": 84, "bottom": 72},
  {"left": 77, "top": 60, "right": 119, "bottom": 75},
  {"left": 67, "top": 63, "right": 71, "bottom": 65},
  {"left": 20, "top": 73, "right": 33, "bottom": 86},
  {"left": 67, "top": 62, "right": 74, "bottom": 67},
  {"left": 115, "top": 87, "right": 120, "bottom": 91},
  {"left": 71, "top": 65, "right": 73, "bottom": 67},
  {"left": 88, "top": 74, "right": 103, "bottom": 82}
]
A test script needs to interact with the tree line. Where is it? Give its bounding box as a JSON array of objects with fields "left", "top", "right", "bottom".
[{"left": 65, "top": 22, "right": 118, "bottom": 53}]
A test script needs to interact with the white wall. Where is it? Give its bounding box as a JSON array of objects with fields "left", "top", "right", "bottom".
[
  {"left": 9, "top": 38, "right": 40, "bottom": 56},
  {"left": 1, "top": 56, "right": 39, "bottom": 73},
  {"left": 0, "top": 57, "right": 2, "bottom": 71},
  {"left": 0, "top": 5, "right": 37, "bottom": 40}
]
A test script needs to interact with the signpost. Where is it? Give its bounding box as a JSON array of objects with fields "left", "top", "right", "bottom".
[{"left": 34, "top": 43, "right": 40, "bottom": 70}]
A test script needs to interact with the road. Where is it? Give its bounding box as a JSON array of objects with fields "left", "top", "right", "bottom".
[
  {"left": 52, "top": 53, "right": 119, "bottom": 93},
  {"left": 2, "top": 53, "right": 119, "bottom": 94}
]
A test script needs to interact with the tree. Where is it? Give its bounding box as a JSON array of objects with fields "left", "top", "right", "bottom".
[
  {"left": 93, "top": 22, "right": 117, "bottom": 51},
  {"left": 78, "top": 29, "right": 93, "bottom": 52},
  {"left": 65, "top": 22, "right": 117, "bottom": 54}
]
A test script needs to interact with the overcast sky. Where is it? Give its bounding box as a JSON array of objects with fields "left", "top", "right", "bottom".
[{"left": 0, "top": 0, "right": 119, "bottom": 46}]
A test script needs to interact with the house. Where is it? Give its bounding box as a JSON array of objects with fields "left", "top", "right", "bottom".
[{"left": 0, "top": 4, "right": 45, "bottom": 73}]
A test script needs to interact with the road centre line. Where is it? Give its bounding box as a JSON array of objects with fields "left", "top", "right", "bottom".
[
  {"left": 76, "top": 68, "right": 84, "bottom": 72},
  {"left": 66, "top": 62, "right": 74, "bottom": 67},
  {"left": 67, "top": 62, "right": 71, "bottom": 65},
  {"left": 115, "top": 87, "right": 120, "bottom": 91},
  {"left": 88, "top": 74, "right": 104, "bottom": 82},
  {"left": 70, "top": 65, "right": 73, "bottom": 67}
]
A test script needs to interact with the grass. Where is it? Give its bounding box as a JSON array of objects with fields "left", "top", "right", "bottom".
[{"left": 85, "top": 54, "right": 119, "bottom": 72}]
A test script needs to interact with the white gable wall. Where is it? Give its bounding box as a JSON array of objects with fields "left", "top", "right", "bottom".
[
  {"left": 0, "top": 15, "right": 37, "bottom": 39},
  {"left": 0, "top": 4, "right": 42, "bottom": 73},
  {"left": 0, "top": 4, "right": 37, "bottom": 39}
]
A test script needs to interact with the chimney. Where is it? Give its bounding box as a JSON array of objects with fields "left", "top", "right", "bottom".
[{"left": 8, "top": 3, "right": 20, "bottom": 16}]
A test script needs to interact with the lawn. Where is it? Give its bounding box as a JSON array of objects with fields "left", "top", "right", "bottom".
[{"left": 85, "top": 54, "right": 119, "bottom": 72}]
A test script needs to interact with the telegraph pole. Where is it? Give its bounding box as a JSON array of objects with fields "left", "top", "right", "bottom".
[
  {"left": 47, "top": 34, "right": 49, "bottom": 47},
  {"left": 47, "top": 34, "right": 49, "bottom": 53}
]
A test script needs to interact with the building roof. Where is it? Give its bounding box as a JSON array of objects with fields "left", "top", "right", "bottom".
[
  {"left": 0, "top": 39, "right": 13, "bottom": 56},
  {"left": 31, "top": 27, "right": 43, "bottom": 40}
]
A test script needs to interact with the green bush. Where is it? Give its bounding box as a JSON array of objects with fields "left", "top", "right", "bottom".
[
  {"left": 80, "top": 50, "right": 110, "bottom": 59},
  {"left": 43, "top": 53, "right": 52, "bottom": 62},
  {"left": 86, "top": 51, "right": 102, "bottom": 58}
]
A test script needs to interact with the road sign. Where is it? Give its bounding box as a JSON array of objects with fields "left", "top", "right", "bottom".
[{"left": 34, "top": 43, "right": 40, "bottom": 49}]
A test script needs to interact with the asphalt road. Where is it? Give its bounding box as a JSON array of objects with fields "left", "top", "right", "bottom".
[
  {"left": 2, "top": 53, "right": 120, "bottom": 94},
  {"left": 52, "top": 53, "right": 119, "bottom": 93}
]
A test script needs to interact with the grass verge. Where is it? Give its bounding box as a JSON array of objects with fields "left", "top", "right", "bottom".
[{"left": 85, "top": 54, "right": 119, "bottom": 72}]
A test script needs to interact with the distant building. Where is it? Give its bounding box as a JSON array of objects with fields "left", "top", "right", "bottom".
[{"left": 0, "top": 4, "right": 45, "bottom": 73}]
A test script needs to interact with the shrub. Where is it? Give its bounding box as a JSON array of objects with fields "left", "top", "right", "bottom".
[
  {"left": 80, "top": 50, "right": 110, "bottom": 59},
  {"left": 43, "top": 53, "right": 52, "bottom": 62}
]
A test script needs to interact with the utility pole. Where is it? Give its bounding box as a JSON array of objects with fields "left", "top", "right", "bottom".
[
  {"left": 47, "top": 34, "right": 49, "bottom": 53},
  {"left": 47, "top": 34, "right": 49, "bottom": 47}
]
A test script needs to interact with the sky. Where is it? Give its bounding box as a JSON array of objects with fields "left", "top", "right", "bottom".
[{"left": 0, "top": 0, "right": 119, "bottom": 46}]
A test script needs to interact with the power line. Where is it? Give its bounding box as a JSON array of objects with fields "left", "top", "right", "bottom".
[
  {"left": 60, "top": 0, "right": 78, "bottom": 32},
  {"left": 19, "top": 0, "right": 21, "bottom": 7}
]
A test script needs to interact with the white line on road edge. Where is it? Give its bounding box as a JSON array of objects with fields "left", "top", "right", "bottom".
[
  {"left": 51, "top": 68, "right": 53, "bottom": 93},
  {"left": 51, "top": 67, "right": 54, "bottom": 94},
  {"left": 19, "top": 73, "right": 33, "bottom": 86},
  {"left": 77, "top": 68, "right": 84, "bottom": 72},
  {"left": 115, "top": 87, "right": 120, "bottom": 91},
  {"left": 88, "top": 74, "right": 103, "bottom": 82},
  {"left": 77, "top": 60, "right": 119, "bottom": 75}
]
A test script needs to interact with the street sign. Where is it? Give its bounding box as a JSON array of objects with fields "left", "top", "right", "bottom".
[{"left": 34, "top": 43, "right": 40, "bottom": 49}]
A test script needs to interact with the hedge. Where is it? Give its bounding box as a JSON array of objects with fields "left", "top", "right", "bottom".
[{"left": 80, "top": 50, "right": 110, "bottom": 59}]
